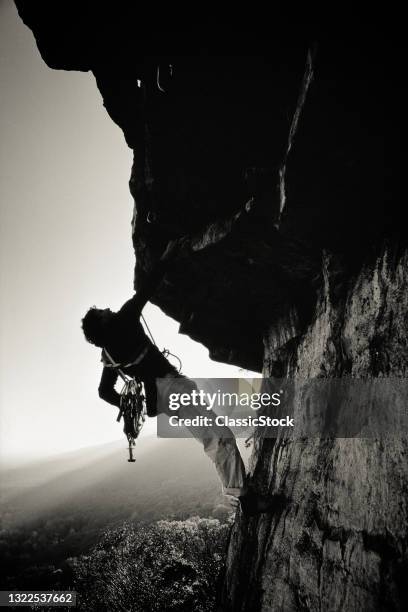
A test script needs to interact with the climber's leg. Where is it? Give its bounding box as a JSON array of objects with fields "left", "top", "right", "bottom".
[
  {"left": 172, "top": 406, "right": 284, "bottom": 516},
  {"left": 179, "top": 407, "right": 248, "bottom": 497},
  {"left": 156, "top": 375, "right": 247, "bottom": 496},
  {"left": 156, "top": 374, "right": 284, "bottom": 515}
]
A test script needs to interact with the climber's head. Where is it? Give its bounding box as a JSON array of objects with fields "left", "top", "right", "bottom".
[{"left": 82, "top": 307, "right": 113, "bottom": 347}]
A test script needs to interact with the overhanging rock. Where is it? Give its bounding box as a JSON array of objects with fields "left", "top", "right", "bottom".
[{"left": 14, "top": 3, "right": 390, "bottom": 372}]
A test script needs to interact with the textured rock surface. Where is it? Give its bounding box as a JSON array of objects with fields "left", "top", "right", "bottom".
[
  {"left": 14, "top": 2, "right": 390, "bottom": 370},
  {"left": 222, "top": 248, "right": 408, "bottom": 611}
]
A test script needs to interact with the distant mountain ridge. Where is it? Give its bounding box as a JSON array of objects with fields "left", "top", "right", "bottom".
[{"left": 0, "top": 436, "right": 225, "bottom": 529}]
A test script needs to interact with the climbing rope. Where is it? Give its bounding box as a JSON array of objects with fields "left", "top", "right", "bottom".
[
  {"left": 140, "top": 313, "right": 157, "bottom": 346},
  {"left": 140, "top": 313, "right": 183, "bottom": 373}
]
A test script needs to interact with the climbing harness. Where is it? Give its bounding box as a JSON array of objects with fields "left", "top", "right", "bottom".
[
  {"left": 103, "top": 349, "right": 147, "bottom": 463},
  {"left": 102, "top": 345, "right": 149, "bottom": 370},
  {"left": 102, "top": 326, "right": 182, "bottom": 463},
  {"left": 101, "top": 296, "right": 183, "bottom": 462}
]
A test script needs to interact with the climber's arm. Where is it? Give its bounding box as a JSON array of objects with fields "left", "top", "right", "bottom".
[
  {"left": 98, "top": 367, "right": 121, "bottom": 408},
  {"left": 117, "top": 239, "right": 181, "bottom": 318}
]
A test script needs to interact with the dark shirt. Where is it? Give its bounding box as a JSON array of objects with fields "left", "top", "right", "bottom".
[
  {"left": 97, "top": 295, "right": 178, "bottom": 415},
  {"left": 104, "top": 296, "right": 150, "bottom": 366}
]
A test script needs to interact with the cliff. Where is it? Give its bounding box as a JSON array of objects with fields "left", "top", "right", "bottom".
[
  {"left": 14, "top": 4, "right": 392, "bottom": 370},
  {"left": 14, "top": 4, "right": 405, "bottom": 610},
  {"left": 222, "top": 248, "right": 408, "bottom": 611}
]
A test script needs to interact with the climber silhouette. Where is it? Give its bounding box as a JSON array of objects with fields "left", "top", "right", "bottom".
[{"left": 81, "top": 240, "right": 278, "bottom": 516}]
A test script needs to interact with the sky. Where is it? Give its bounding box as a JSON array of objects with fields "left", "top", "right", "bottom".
[{"left": 0, "top": 1, "right": 254, "bottom": 461}]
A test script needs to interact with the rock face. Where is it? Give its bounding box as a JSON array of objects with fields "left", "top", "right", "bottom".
[
  {"left": 14, "top": 4, "right": 404, "bottom": 610},
  {"left": 14, "top": 3, "right": 391, "bottom": 370},
  {"left": 222, "top": 248, "right": 408, "bottom": 611}
]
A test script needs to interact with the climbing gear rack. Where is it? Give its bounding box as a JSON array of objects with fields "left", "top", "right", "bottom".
[
  {"left": 117, "top": 377, "right": 146, "bottom": 463},
  {"left": 103, "top": 349, "right": 147, "bottom": 463}
]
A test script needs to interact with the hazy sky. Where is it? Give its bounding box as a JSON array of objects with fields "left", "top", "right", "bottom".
[{"left": 0, "top": 1, "right": 252, "bottom": 460}]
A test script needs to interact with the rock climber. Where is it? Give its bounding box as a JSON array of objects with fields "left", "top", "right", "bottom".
[{"left": 81, "top": 240, "right": 279, "bottom": 516}]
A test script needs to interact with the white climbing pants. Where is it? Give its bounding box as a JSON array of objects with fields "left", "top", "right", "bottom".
[{"left": 156, "top": 374, "right": 247, "bottom": 497}]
